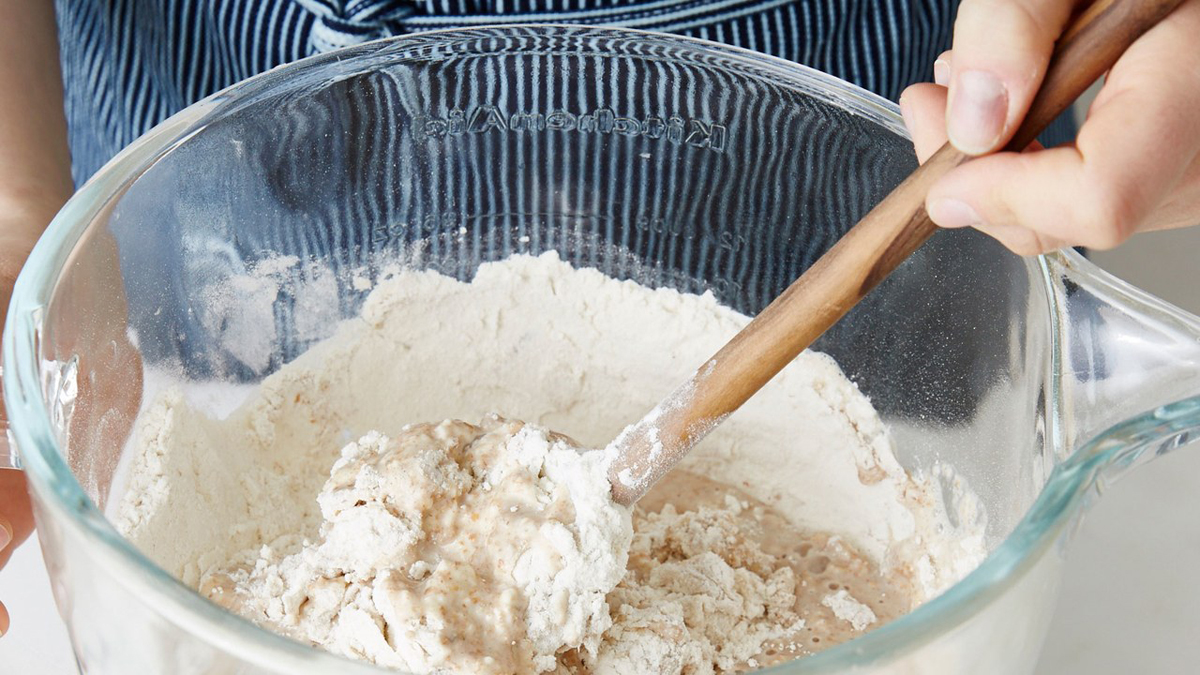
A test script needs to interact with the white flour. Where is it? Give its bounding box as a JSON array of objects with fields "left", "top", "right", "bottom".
[
  {"left": 202, "top": 419, "right": 630, "bottom": 674},
  {"left": 114, "top": 252, "right": 986, "bottom": 673},
  {"left": 594, "top": 491, "right": 805, "bottom": 673},
  {"left": 821, "top": 589, "right": 878, "bottom": 632}
]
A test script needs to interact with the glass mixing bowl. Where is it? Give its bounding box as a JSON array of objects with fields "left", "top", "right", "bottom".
[{"left": 5, "top": 25, "right": 1200, "bottom": 675}]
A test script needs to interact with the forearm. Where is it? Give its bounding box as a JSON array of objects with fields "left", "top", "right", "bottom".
[
  {"left": 0, "top": 2, "right": 70, "bottom": 588},
  {"left": 0, "top": 0, "right": 72, "bottom": 254}
]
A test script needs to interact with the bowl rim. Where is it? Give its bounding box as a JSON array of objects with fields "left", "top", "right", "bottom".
[{"left": 2, "top": 23, "right": 1180, "bottom": 674}]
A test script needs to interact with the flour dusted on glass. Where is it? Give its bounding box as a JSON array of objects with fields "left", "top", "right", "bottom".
[{"left": 114, "top": 252, "right": 987, "bottom": 674}]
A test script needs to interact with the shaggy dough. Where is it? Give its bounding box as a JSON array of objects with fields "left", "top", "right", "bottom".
[
  {"left": 202, "top": 418, "right": 629, "bottom": 674},
  {"left": 115, "top": 253, "right": 987, "bottom": 674}
]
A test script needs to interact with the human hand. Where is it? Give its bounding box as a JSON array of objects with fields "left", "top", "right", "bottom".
[
  {"left": 0, "top": 0, "right": 77, "bottom": 636},
  {"left": 0, "top": 220, "right": 38, "bottom": 638},
  {"left": 898, "top": 0, "right": 1200, "bottom": 255},
  {"left": 0, "top": 469, "right": 34, "bottom": 637},
  {"left": 0, "top": 204, "right": 143, "bottom": 638}
]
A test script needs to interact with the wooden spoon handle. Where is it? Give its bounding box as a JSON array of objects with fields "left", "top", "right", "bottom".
[{"left": 608, "top": 0, "right": 1185, "bottom": 507}]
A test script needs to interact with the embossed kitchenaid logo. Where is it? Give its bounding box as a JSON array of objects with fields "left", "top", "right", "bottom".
[{"left": 416, "top": 106, "right": 729, "bottom": 153}]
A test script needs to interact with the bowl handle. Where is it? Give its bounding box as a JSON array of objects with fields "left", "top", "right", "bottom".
[{"left": 1044, "top": 250, "right": 1200, "bottom": 474}]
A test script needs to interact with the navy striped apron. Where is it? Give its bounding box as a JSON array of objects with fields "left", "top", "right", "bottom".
[{"left": 55, "top": 3, "right": 1067, "bottom": 422}]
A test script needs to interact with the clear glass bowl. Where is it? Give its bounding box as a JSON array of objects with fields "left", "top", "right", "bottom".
[{"left": 5, "top": 25, "right": 1200, "bottom": 674}]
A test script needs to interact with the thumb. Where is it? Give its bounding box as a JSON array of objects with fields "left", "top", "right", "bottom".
[
  {"left": 946, "top": 0, "right": 1075, "bottom": 155},
  {"left": 0, "top": 471, "right": 34, "bottom": 569},
  {"left": 0, "top": 516, "right": 9, "bottom": 636}
]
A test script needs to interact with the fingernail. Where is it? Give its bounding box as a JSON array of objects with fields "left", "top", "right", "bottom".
[
  {"left": 948, "top": 70, "right": 1008, "bottom": 154},
  {"left": 933, "top": 59, "right": 951, "bottom": 87},
  {"left": 928, "top": 198, "right": 983, "bottom": 229},
  {"left": 0, "top": 519, "right": 11, "bottom": 550}
]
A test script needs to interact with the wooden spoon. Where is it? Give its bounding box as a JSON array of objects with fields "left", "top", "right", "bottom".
[{"left": 607, "top": 0, "right": 1184, "bottom": 506}]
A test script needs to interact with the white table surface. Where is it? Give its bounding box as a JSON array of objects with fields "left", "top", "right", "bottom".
[{"left": 3, "top": 442, "right": 1200, "bottom": 674}]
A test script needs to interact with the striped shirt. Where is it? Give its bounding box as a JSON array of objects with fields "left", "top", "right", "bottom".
[
  {"left": 54, "top": 3, "right": 1072, "bottom": 408},
  {"left": 57, "top": 0, "right": 1077, "bottom": 186}
]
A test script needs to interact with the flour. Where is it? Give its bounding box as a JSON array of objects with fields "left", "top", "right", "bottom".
[
  {"left": 822, "top": 589, "right": 878, "bottom": 632},
  {"left": 114, "top": 252, "right": 987, "bottom": 674},
  {"left": 591, "top": 490, "right": 804, "bottom": 673},
  {"left": 202, "top": 419, "right": 630, "bottom": 674}
]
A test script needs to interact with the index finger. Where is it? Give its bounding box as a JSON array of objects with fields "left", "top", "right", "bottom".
[
  {"left": 946, "top": 0, "right": 1076, "bottom": 154},
  {"left": 929, "top": 0, "right": 1200, "bottom": 250}
]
